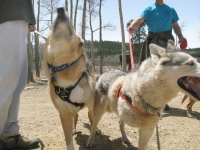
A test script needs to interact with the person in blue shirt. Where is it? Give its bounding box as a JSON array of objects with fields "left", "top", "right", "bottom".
[
  {"left": 128, "top": 0, "right": 187, "bottom": 110},
  {"left": 128, "top": 0, "right": 187, "bottom": 65}
]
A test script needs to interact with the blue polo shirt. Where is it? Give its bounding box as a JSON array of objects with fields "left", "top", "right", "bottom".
[{"left": 140, "top": 4, "right": 179, "bottom": 33}]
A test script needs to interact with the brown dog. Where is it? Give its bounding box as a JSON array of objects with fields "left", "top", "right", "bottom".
[
  {"left": 182, "top": 76, "right": 200, "bottom": 118},
  {"left": 43, "top": 7, "right": 96, "bottom": 150}
]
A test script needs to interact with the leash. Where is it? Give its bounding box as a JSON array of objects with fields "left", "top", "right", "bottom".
[
  {"left": 34, "top": 30, "right": 47, "bottom": 40},
  {"left": 156, "top": 125, "right": 161, "bottom": 150},
  {"left": 128, "top": 31, "right": 135, "bottom": 71}
]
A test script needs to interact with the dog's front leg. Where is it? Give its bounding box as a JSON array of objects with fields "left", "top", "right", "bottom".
[
  {"left": 119, "top": 119, "right": 132, "bottom": 144},
  {"left": 138, "top": 127, "right": 155, "bottom": 150},
  {"left": 187, "top": 98, "right": 196, "bottom": 118},
  {"left": 59, "top": 113, "right": 74, "bottom": 150},
  {"left": 88, "top": 110, "right": 93, "bottom": 126},
  {"left": 73, "top": 113, "right": 78, "bottom": 133}
]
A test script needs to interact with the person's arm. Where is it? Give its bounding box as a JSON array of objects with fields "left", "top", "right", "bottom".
[
  {"left": 128, "top": 17, "right": 145, "bottom": 34},
  {"left": 172, "top": 22, "right": 186, "bottom": 43}
]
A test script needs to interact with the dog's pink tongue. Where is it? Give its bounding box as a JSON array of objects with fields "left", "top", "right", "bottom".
[{"left": 185, "top": 80, "right": 200, "bottom": 98}]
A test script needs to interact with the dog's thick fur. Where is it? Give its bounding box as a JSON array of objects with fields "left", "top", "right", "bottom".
[
  {"left": 181, "top": 76, "right": 200, "bottom": 118},
  {"left": 87, "top": 40, "right": 200, "bottom": 150},
  {"left": 43, "top": 8, "right": 95, "bottom": 150}
]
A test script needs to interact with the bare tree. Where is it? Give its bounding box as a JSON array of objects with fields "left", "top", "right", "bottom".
[
  {"left": 70, "top": 0, "right": 73, "bottom": 24},
  {"left": 31, "top": 0, "right": 60, "bottom": 79},
  {"left": 40, "top": 0, "right": 60, "bottom": 28},
  {"left": 88, "top": 0, "right": 116, "bottom": 68},
  {"left": 35, "top": 0, "right": 41, "bottom": 77},
  {"left": 27, "top": 32, "right": 35, "bottom": 83},
  {"left": 88, "top": 0, "right": 98, "bottom": 68},
  {"left": 27, "top": 0, "right": 35, "bottom": 83},
  {"left": 74, "top": 0, "right": 79, "bottom": 30},
  {"left": 99, "top": 0, "right": 103, "bottom": 74},
  {"left": 127, "top": 19, "right": 146, "bottom": 63},
  {"left": 81, "top": 0, "right": 87, "bottom": 40},
  {"left": 65, "top": 0, "right": 68, "bottom": 12},
  {"left": 118, "top": 0, "right": 127, "bottom": 72}
]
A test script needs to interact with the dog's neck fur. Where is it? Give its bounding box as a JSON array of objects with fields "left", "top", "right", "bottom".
[
  {"left": 45, "top": 36, "right": 87, "bottom": 86},
  {"left": 47, "top": 40, "right": 83, "bottom": 66},
  {"left": 123, "top": 58, "right": 179, "bottom": 111}
]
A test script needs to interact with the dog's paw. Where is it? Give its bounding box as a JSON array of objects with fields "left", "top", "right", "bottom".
[
  {"left": 122, "top": 136, "right": 132, "bottom": 144},
  {"left": 86, "top": 138, "right": 94, "bottom": 148},
  {"left": 96, "top": 128, "right": 101, "bottom": 135},
  {"left": 187, "top": 113, "right": 195, "bottom": 118}
]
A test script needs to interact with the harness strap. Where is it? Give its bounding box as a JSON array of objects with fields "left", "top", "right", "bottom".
[
  {"left": 48, "top": 53, "right": 83, "bottom": 74},
  {"left": 116, "top": 83, "right": 147, "bottom": 115},
  {"left": 54, "top": 85, "right": 85, "bottom": 108},
  {"left": 48, "top": 51, "right": 91, "bottom": 109},
  {"left": 140, "top": 96, "right": 159, "bottom": 114},
  {"left": 53, "top": 72, "right": 86, "bottom": 109}
]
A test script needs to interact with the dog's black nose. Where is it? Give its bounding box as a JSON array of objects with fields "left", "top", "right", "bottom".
[{"left": 57, "top": 7, "right": 65, "bottom": 15}]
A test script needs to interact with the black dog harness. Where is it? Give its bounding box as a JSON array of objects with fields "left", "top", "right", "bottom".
[{"left": 48, "top": 54, "right": 89, "bottom": 109}]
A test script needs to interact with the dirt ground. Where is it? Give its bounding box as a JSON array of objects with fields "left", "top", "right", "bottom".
[{"left": 18, "top": 79, "right": 200, "bottom": 150}]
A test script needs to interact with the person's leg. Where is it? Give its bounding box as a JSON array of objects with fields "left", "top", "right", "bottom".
[
  {"left": 2, "top": 20, "right": 28, "bottom": 136},
  {"left": 0, "top": 21, "right": 39, "bottom": 149},
  {"left": 0, "top": 21, "right": 22, "bottom": 135}
]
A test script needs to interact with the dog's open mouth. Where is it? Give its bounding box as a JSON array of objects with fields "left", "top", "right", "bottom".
[{"left": 178, "top": 76, "right": 200, "bottom": 101}]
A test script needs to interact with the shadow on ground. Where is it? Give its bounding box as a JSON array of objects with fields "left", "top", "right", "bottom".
[
  {"left": 74, "top": 123, "right": 138, "bottom": 150},
  {"left": 163, "top": 107, "right": 200, "bottom": 120}
]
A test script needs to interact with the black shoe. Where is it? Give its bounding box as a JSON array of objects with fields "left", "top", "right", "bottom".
[
  {"left": 0, "top": 134, "right": 39, "bottom": 149},
  {"left": 164, "top": 104, "right": 170, "bottom": 110}
]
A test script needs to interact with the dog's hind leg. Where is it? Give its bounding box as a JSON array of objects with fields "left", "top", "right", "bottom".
[
  {"left": 119, "top": 119, "right": 132, "bottom": 144},
  {"left": 59, "top": 113, "right": 74, "bottom": 150},
  {"left": 88, "top": 109, "right": 101, "bottom": 134},
  {"left": 86, "top": 96, "right": 109, "bottom": 147},
  {"left": 138, "top": 127, "right": 155, "bottom": 150}
]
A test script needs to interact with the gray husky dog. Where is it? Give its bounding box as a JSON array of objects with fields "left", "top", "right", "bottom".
[{"left": 87, "top": 40, "right": 200, "bottom": 150}]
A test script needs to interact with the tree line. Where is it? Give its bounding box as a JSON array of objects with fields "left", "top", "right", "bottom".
[
  {"left": 27, "top": 0, "right": 129, "bottom": 83},
  {"left": 27, "top": 0, "right": 199, "bottom": 83}
]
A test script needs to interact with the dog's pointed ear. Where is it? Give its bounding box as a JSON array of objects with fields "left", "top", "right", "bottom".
[
  {"left": 149, "top": 44, "right": 166, "bottom": 64},
  {"left": 167, "top": 39, "right": 176, "bottom": 51}
]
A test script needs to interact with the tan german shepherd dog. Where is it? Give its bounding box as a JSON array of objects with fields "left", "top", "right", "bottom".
[
  {"left": 43, "top": 7, "right": 96, "bottom": 150},
  {"left": 181, "top": 76, "right": 200, "bottom": 118}
]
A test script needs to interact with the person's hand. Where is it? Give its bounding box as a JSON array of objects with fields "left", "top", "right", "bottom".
[
  {"left": 178, "top": 36, "right": 187, "bottom": 50},
  {"left": 128, "top": 26, "right": 134, "bottom": 34},
  {"left": 178, "top": 36, "right": 186, "bottom": 44},
  {"left": 28, "top": 24, "right": 36, "bottom": 32}
]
